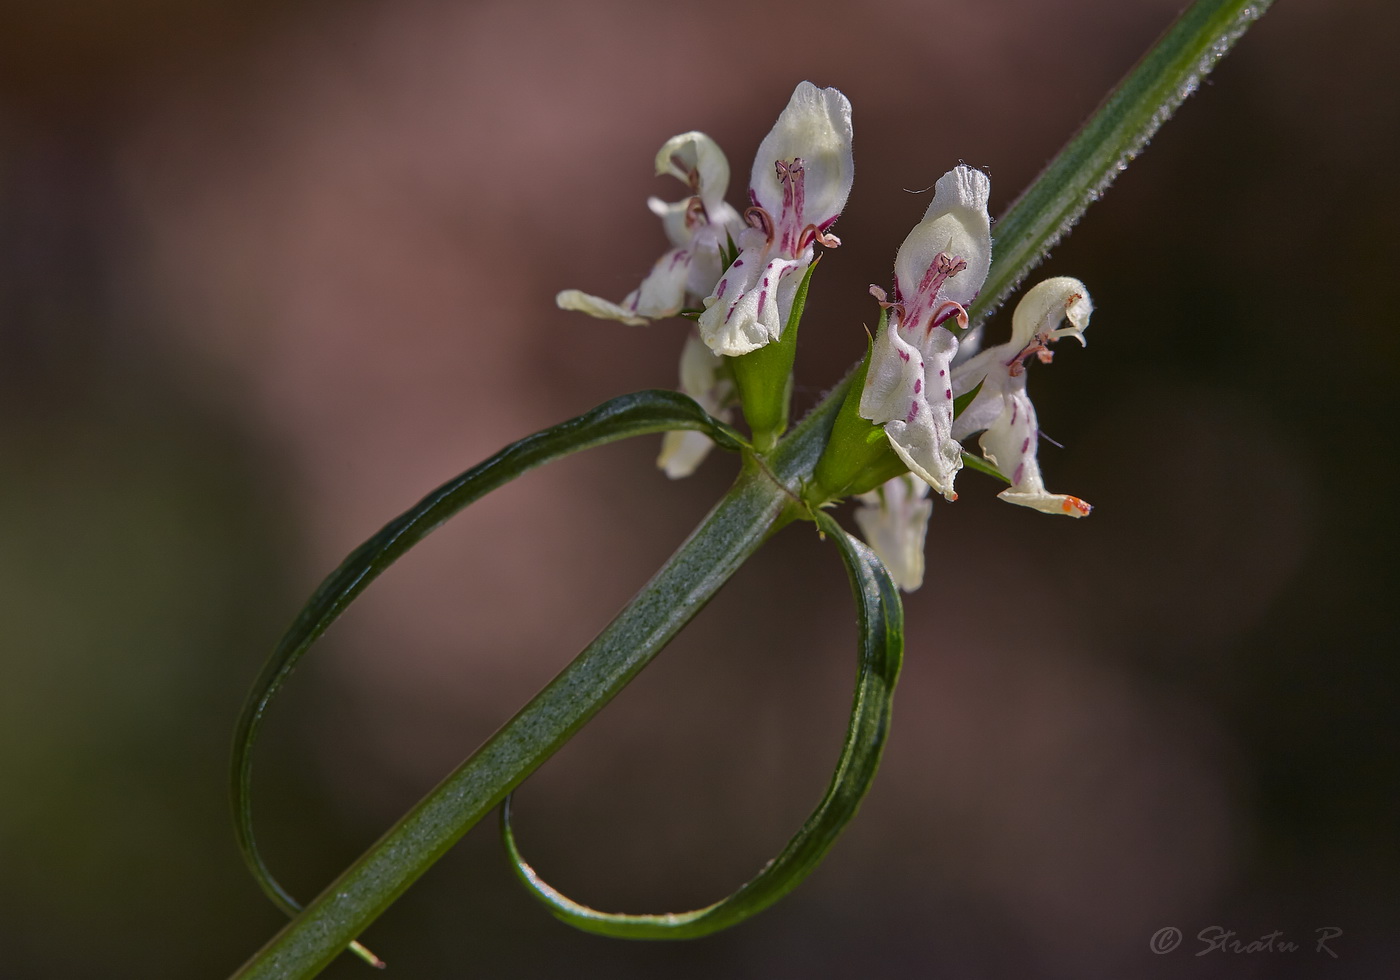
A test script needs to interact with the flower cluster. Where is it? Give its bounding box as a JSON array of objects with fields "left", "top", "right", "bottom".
[
  {"left": 854, "top": 165, "right": 1094, "bottom": 588},
  {"left": 557, "top": 87, "right": 1094, "bottom": 593},
  {"left": 557, "top": 81, "right": 854, "bottom": 475}
]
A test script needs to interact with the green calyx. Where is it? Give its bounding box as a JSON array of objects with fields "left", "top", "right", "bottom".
[{"left": 806, "top": 313, "right": 909, "bottom": 505}]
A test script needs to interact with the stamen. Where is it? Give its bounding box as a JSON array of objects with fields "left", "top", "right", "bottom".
[
  {"left": 1007, "top": 340, "right": 1050, "bottom": 375},
  {"left": 914, "top": 251, "right": 966, "bottom": 309},
  {"left": 789, "top": 157, "right": 805, "bottom": 235},
  {"left": 745, "top": 206, "right": 775, "bottom": 244},
  {"left": 684, "top": 196, "right": 707, "bottom": 230},
  {"left": 935, "top": 253, "right": 967, "bottom": 276},
  {"left": 868, "top": 284, "right": 903, "bottom": 314},
  {"left": 774, "top": 157, "right": 806, "bottom": 254},
  {"left": 801, "top": 224, "right": 841, "bottom": 250},
  {"left": 930, "top": 301, "right": 969, "bottom": 333}
]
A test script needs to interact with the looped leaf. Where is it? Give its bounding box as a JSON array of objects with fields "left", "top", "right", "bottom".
[
  {"left": 231, "top": 390, "right": 746, "bottom": 926},
  {"left": 498, "top": 508, "right": 903, "bottom": 938}
]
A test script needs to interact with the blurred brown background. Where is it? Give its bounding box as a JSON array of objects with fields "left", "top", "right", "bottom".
[{"left": 1, "top": 0, "right": 1396, "bottom": 977}]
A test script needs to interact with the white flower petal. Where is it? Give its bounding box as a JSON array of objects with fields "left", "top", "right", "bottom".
[
  {"left": 687, "top": 209, "right": 743, "bottom": 294},
  {"left": 626, "top": 247, "right": 694, "bottom": 318},
  {"left": 860, "top": 315, "right": 962, "bottom": 499},
  {"left": 648, "top": 196, "right": 697, "bottom": 249},
  {"left": 555, "top": 289, "right": 649, "bottom": 326},
  {"left": 696, "top": 246, "right": 810, "bottom": 356},
  {"left": 750, "top": 82, "right": 854, "bottom": 230},
  {"left": 676, "top": 328, "right": 726, "bottom": 403},
  {"left": 1009, "top": 276, "right": 1093, "bottom": 348},
  {"left": 884, "top": 413, "right": 963, "bottom": 501},
  {"left": 654, "top": 131, "right": 731, "bottom": 218},
  {"left": 657, "top": 331, "right": 734, "bottom": 478},
  {"left": 894, "top": 165, "right": 992, "bottom": 314},
  {"left": 658, "top": 428, "right": 715, "bottom": 479},
  {"left": 557, "top": 245, "right": 696, "bottom": 326},
  {"left": 980, "top": 389, "right": 1091, "bottom": 517},
  {"left": 859, "top": 313, "right": 924, "bottom": 424},
  {"left": 999, "top": 487, "right": 1093, "bottom": 517},
  {"left": 854, "top": 474, "right": 932, "bottom": 592}
]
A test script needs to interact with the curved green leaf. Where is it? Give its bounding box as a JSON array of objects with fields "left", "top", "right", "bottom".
[
  {"left": 498, "top": 508, "right": 903, "bottom": 938},
  {"left": 231, "top": 391, "right": 745, "bottom": 929},
  {"left": 230, "top": 388, "right": 841, "bottom": 979}
]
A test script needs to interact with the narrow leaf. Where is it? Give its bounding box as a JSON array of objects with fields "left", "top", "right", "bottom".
[
  {"left": 231, "top": 392, "right": 745, "bottom": 936},
  {"left": 498, "top": 508, "right": 903, "bottom": 938}
]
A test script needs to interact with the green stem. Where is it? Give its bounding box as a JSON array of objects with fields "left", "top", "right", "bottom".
[{"left": 971, "top": 0, "right": 1272, "bottom": 326}]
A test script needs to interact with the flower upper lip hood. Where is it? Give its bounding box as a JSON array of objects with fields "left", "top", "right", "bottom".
[
  {"left": 746, "top": 81, "right": 853, "bottom": 258},
  {"left": 697, "top": 82, "right": 853, "bottom": 357},
  {"left": 556, "top": 131, "right": 742, "bottom": 326},
  {"left": 893, "top": 165, "right": 991, "bottom": 326}
]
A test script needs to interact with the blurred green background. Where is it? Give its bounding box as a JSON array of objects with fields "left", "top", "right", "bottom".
[{"left": 2, "top": 0, "right": 1396, "bottom": 976}]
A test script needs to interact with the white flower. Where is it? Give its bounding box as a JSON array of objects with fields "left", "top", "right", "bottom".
[
  {"left": 657, "top": 330, "right": 735, "bottom": 478},
  {"left": 950, "top": 277, "right": 1094, "bottom": 517},
  {"left": 858, "top": 165, "right": 992, "bottom": 500},
  {"left": 697, "top": 82, "right": 854, "bottom": 356},
  {"left": 854, "top": 474, "right": 932, "bottom": 591},
  {"left": 557, "top": 132, "right": 742, "bottom": 325}
]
